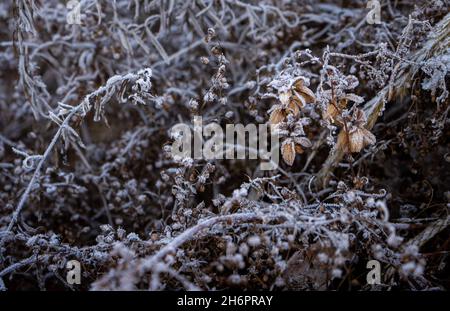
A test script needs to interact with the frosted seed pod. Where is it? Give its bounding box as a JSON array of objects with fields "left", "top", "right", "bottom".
[
  {"left": 225, "top": 111, "right": 234, "bottom": 119},
  {"left": 247, "top": 235, "right": 261, "bottom": 247},
  {"left": 239, "top": 243, "right": 249, "bottom": 256}
]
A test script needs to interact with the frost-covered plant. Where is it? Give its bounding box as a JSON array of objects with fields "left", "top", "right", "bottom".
[{"left": 0, "top": 0, "right": 449, "bottom": 291}]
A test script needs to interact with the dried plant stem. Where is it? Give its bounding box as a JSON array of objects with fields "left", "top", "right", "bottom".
[
  {"left": 406, "top": 215, "right": 450, "bottom": 249},
  {"left": 315, "top": 13, "right": 450, "bottom": 187},
  {"left": 143, "top": 212, "right": 263, "bottom": 267},
  {"left": 2, "top": 68, "right": 148, "bottom": 238},
  {"left": 4, "top": 108, "right": 79, "bottom": 234}
]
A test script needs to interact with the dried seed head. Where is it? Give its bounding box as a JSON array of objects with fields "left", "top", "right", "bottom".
[
  {"left": 207, "top": 27, "right": 216, "bottom": 37},
  {"left": 205, "top": 28, "right": 216, "bottom": 43}
]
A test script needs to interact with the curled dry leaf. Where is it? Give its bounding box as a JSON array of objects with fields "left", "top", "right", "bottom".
[
  {"left": 287, "top": 96, "right": 301, "bottom": 116},
  {"left": 338, "top": 126, "right": 376, "bottom": 153},
  {"left": 294, "top": 136, "right": 312, "bottom": 149},
  {"left": 281, "top": 136, "right": 312, "bottom": 165},
  {"left": 353, "top": 107, "right": 367, "bottom": 126},
  {"left": 286, "top": 79, "right": 316, "bottom": 113},
  {"left": 293, "top": 78, "right": 316, "bottom": 104},
  {"left": 281, "top": 140, "right": 296, "bottom": 166},
  {"left": 360, "top": 128, "right": 376, "bottom": 147},
  {"left": 323, "top": 98, "right": 348, "bottom": 124},
  {"left": 295, "top": 144, "right": 304, "bottom": 154},
  {"left": 279, "top": 91, "right": 291, "bottom": 106},
  {"left": 269, "top": 107, "right": 287, "bottom": 124}
]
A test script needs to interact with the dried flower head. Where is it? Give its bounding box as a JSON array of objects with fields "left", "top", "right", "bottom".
[
  {"left": 269, "top": 77, "right": 316, "bottom": 125},
  {"left": 338, "top": 109, "right": 376, "bottom": 153}
]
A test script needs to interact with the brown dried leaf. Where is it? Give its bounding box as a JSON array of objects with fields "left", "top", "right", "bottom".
[
  {"left": 269, "top": 108, "right": 286, "bottom": 124},
  {"left": 339, "top": 127, "right": 376, "bottom": 153},
  {"left": 293, "top": 79, "right": 316, "bottom": 103},
  {"left": 292, "top": 90, "right": 306, "bottom": 108},
  {"left": 295, "top": 144, "right": 304, "bottom": 154},
  {"left": 353, "top": 108, "right": 367, "bottom": 125},
  {"left": 361, "top": 128, "right": 376, "bottom": 146},
  {"left": 323, "top": 99, "right": 347, "bottom": 124},
  {"left": 323, "top": 104, "right": 337, "bottom": 123},
  {"left": 281, "top": 140, "right": 296, "bottom": 165},
  {"left": 279, "top": 91, "right": 291, "bottom": 106},
  {"left": 337, "top": 130, "right": 350, "bottom": 153},
  {"left": 288, "top": 99, "right": 301, "bottom": 116},
  {"left": 349, "top": 129, "right": 364, "bottom": 153},
  {"left": 295, "top": 136, "right": 312, "bottom": 148}
]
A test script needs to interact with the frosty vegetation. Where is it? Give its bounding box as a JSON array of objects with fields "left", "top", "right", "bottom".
[{"left": 0, "top": 0, "right": 449, "bottom": 290}]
